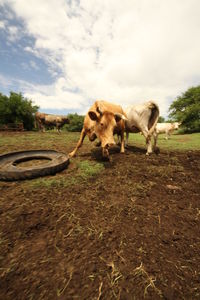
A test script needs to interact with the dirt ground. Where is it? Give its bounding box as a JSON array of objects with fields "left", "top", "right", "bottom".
[{"left": 0, "top": 134, "right": 200, "bottom": 299}]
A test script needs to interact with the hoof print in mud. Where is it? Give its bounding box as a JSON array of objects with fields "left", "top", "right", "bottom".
[{"left": 0, "top": 150, "right": 69, "bottom": 181}]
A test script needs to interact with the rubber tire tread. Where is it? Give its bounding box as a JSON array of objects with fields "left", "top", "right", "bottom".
[{"left": 0, "top": 150, "right": 69, "bottom": 181}]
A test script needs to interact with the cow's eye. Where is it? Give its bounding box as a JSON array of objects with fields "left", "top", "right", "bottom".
[{"left": 100, "top": 123, "right": 104, "bottom": 127}]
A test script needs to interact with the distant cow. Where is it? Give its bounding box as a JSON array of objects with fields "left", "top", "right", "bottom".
[
  {"left": 153, "top": 122, "right": 181, "bottom": 145},
  {"left": 35, "top": 112, "right": 69, "bottom": 132},
  {"left": 69, "top": 100, "right": 127, "bottom": 158},
  {"left": 124, "top": 101, "right": 160, "bottom": 155}
]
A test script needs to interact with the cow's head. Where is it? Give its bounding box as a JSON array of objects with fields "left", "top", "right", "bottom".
[
  {"left": 173, "top": 122, "right": 181, "bottom": 130},
  {"left": 88, "top": 106, "right": 127, "bottom": 156}
]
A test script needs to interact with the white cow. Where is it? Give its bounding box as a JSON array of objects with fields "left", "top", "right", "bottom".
[
  {"left": 124, "top": 101, "right": 160, "bottom": 155},
  {"left": 153, "top": 122, "right": 181, "bottom": 145}
]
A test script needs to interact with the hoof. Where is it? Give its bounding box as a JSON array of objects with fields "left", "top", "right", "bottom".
[
  {"left": 154, "top": 147, "right": 160, "bottom": 154},
  {"left": 146, "top": 151, "right": 152, "bottom": 156}
]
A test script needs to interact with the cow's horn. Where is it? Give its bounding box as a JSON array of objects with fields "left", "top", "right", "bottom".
[{"left": 114, "top": 113, "right": 128, "bottom": 121}]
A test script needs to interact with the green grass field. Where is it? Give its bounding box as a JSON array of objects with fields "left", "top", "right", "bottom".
[
  {"left": 127, "top": 132, "right": 200, "bottom": 151},
  {"left": 0, "top": 131, "right": 200, "bottom": 152}
]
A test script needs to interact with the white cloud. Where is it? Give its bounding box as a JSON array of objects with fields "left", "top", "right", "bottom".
[
  {"left": 1, "top": 0, "right": 200, "bottom": 116},
  {"left": 0, "top": 20, "right": 5, "bottom": 29},
  {"left": 7, "top": 25, "right": 19, "bottom": 42}
]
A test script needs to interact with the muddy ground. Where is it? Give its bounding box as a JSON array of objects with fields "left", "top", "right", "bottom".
[{"left": 0, "top": 132, "right": 200, "bottom": 299}]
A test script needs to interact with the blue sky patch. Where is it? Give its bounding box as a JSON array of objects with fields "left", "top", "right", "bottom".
[{"left": 0, "top": 4, "right": 56, "bottom": 90}]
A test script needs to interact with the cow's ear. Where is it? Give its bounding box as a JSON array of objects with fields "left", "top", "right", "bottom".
[
  {"left": 114, "top": 113, "right": 128, "bottom": 123},
  {"left": 88, "top": 111, "right": 99, "bottom": 121}
]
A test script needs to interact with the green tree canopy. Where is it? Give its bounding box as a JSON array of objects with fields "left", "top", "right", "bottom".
[
  {"left": 158, "top": 116, "right": 165, "bottom": 123},
  {"left": 64, "top": 113, "right": 84, "bottom": 132},
  {"left": 169, "top": 86, "right": 200, "bottom": 132},
  {"left": 0, "top": 92, "right": 39, "bottom": 130}
]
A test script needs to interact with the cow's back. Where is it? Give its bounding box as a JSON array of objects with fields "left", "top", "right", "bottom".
[
  {"left": 89, "top": 100, "right": 125, "bottom": 115},
  {"left": 35, "top": 112, "right": 46, "bottom": 121},
  {"left": 45, "top": 115, "right": 58, "bottom": 123}
]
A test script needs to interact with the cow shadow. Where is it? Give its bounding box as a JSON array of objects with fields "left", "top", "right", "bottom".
[
  {"left": 90, "top": 146, "right": 120, "bottom": 162},
  {"left": 125, "top": 145, "right": 146, "bottom": 154},
  {"left": 90, "top": 144, "right": 147, "bottom": 163}
]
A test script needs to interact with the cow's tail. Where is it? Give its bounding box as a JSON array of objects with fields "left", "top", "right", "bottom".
[{"left": 147, "top": 101, "right": 160, "bottom": 137}]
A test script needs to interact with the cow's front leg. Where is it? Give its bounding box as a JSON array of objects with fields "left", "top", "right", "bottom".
[
  {"left": 165, "top": 131, "right": 169, "bottom": 140},
  {"left": 56, "top": 124, "right": 61, "bottom": 134},
  {"left": 120, "top": 131, "right": 125, "bottom": 153},
  {"left": 69, "top": 128, "right": 86, "bottom": 157},
  {"left": 41, "top": 125, "right": 45, "bottom": 132}
]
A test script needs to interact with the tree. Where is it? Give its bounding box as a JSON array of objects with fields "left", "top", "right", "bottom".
[
  {"left": 0, "top": 92, "right": 39, "bottom": 130},
  {"left": 0, "top": 93, "right": 9, "bottom": 124},
  {"left": 64, "top": 113, "right": 84, "bottom": 132},
  {"left": 158, "top": 116, "right": 165, "bottom": 123},
  {"left": 169, "top": 86, "right": 200, "bottom": 132}
]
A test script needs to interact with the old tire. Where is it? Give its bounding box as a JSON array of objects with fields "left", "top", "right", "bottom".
[{"left": 0, "top": 150, "right": 69, "bottom": 181}]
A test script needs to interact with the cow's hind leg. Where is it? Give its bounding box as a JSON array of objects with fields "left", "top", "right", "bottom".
[
  {"left": 142, "top": 129, "right": 153, "bottom": 155},
  {"left": 125, "top": 131, "right": 129, "bottom": 148},
  {"left": 153, "top": 131, "right": 160, "bottom": 153},
  {"left": 69, "top": 128, "right": 86, "bottom": 157}
]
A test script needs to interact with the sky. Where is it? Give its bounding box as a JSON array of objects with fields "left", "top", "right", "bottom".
[{"left": 0, "top": 0, "right": 200, "bottom": 117}]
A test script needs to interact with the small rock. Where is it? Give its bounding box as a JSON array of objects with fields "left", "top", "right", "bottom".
[{"left": 166, "top": 184, "right": 181, "bottom": 191}]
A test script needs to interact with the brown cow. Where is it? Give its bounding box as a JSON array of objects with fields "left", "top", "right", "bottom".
[
  {"left": 35, "top": 112, "right": 69, "bottom": 133},
  {"left": 69, "top": 100, "right": 127, "bottom": 158}
]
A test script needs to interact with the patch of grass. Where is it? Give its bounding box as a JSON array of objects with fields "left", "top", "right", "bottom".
[
  {"left": 29, "top": 176, "right": 78, "bottom": 189},
  {"left": 27, "top": 160, "right": 104, "bottom": 189},
  {"left": 78, "top": 160, "right": 104, "bottom": 178}
]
